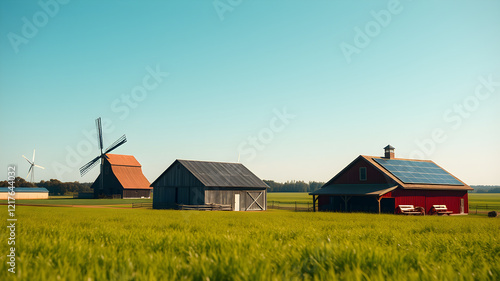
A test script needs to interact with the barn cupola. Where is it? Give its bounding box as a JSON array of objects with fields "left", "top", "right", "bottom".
[{"left": 384, "top": 145, "right": 395, "bottom": 159}]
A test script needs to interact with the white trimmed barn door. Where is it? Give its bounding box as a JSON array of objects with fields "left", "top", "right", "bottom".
[
  {"left": 234, "top": 194, "right": 240, "bottom": 211},
  {"left": 246, "top": 191, "right": 264, "bottom": 211}
]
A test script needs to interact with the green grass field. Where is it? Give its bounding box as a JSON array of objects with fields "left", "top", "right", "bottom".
[
  {"left": 467, "top": 193, "right": 500, "bottom": 206},
  {"left": 3, "top": 192, "right": 499, "bottom": 214},
  {"left": 4, "top": 192, "right": 499, "bottom": 207},
  {"left": 0, "top": 198, "right": 152, "bottom": 207},
  {"left": 1, "top": 206, "right": 498, "bottom": 281},
  {"left": 267, "top": 192, "right": 312, "bottom": 204}
]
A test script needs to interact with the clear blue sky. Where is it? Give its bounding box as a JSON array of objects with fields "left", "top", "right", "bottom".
[{"left": 1, "top": 0, "right": 499, "bottom": 185}]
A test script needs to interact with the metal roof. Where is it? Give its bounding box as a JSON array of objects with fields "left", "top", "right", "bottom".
[
  {"left": 309, "top": 184, "right": 397, "bottom": 196},
  {"left": 111, "top": 166, "right": 151, "bottom": 190},
  {"left": 0, "top": 187, "right": 49, "bottom": 193},
  {"left": 384, "top": 145, "right": 395, "bottom": 150},
  {"left": 106, "top": 154, "right": 141, "bottom": 167},
  {"left": 98, "top": 154, "right": 151, "bottom": 190},
  {"left": 176, "top": 160, "right": 268, "bottom": 188}
]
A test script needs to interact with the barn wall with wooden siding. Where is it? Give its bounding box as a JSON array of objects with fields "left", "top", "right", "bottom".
[
  {"left": 93, "top": 165, "right": 123, "bottom": 198},
  {"left": 205, "top": 189, "right": 266, "bottom": 211},
  {"left": 153, "top": 186, "right": 205, "bottom": 208},
  {"left": 154, "top": 161, "right": 204, "bottom": 187},
  {"left": 123, "top": 189, "right": 151, "bottom": 199},
  {"left": 390, "top": 189, "right": 426, "bottom": 211},
  {"left": 153, "top": 186, "right": 176, "bottom": 209},
  {"left": 152, "top": 161, "right": 206, "bottom": 209},
  {"left": 333, "top": 158, "right": 392, "bottom": 185},
  {"left": 393, "top": 189, "right": 469, "bottom": 214},
  {"left": 317, "top": 195, "right": 331, "bottom": 211},
  {"left": 392, "top": 189, "right": 468, "bottom": 214}
]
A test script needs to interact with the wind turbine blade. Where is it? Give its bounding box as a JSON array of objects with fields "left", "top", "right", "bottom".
[
  {"left": 104, "top": 134, "right": 127, "bottom": 154},
  {"left": 33, "top": 149, "right": 36, "bottom": 162},
  {"left": 79, "top": 155, "right": 101, "bottom": 176},
  {"left": 26, "top": 165, "right": 33, "bottom": 180},
  {"left": 96, "top": 117, "right": 104, "bottom": 150},
  {"left": 35, "top": 164, "right": 45, "bottom": 169},
  {"left": 23, "top": 155, "right": 33, "bottom": 165}
]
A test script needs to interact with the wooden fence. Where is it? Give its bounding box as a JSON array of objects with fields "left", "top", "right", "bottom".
[
  {"left": 179, "top": 204, "right": 232, "bottom": 211},
  {"left": 133, "top": 203, "right": 231, "bottom": 210},
  {"left": 267, "top": 201, "right": 313, "bottom": 212},
  {"left": 132, "top": 202, "right": 153, "bottom": 208},
  {"left": 469, "top": 204, "right": 500, "bottom": 214}
]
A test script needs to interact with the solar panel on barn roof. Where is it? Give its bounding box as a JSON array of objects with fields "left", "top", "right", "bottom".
[{"left": 373, "top": 158, "right": 463, "bottom": 185}]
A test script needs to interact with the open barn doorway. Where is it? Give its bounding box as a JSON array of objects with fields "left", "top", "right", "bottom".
[{"left": 380, "top": 198, "right": 395, "bottom": 214}]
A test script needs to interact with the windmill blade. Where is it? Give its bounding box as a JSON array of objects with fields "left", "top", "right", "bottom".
[
  {"left": 35, "top": 164, "right": 45, "bottom": 169},
  {"left": 104, "top": 134, "right": 127, "bottom": 154},
  {"left": 96, "top": 117, "right": 104, "bottom": 151},
  {"left": 79, "top": 155, "right": 101, "bottom": 176},
  {"left": 23, "top": 155, "right": 33, "bottom": 165},
  {"left": 32, "top": 149, "right": 36, "bottom": 162},
  {"left": 26, "top": 165, "right": 33, "bottom": 180}
]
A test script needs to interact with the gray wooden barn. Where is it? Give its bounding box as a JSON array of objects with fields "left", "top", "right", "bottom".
[{"left": 151, "top": 160, "right": 268, "bottom": 211}]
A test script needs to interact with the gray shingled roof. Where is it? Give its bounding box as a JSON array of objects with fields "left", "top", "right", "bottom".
[{"left": 178, "top": 160, "right": 269, "bottom": 188}]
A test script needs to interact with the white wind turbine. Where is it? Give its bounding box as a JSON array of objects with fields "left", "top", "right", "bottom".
[{"left": 23, "top": 149, "right": 45, "bottom": 183}]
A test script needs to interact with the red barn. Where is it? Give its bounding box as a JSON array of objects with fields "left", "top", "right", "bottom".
[
  {"left": 310, "top": 145, "right": 472, "bottom": 215},
  {"left": 91, "top": 154, "right": 152, "bottom": 199}
]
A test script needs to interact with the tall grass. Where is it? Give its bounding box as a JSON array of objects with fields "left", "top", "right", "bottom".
[{"left": 0, "top": 207, "right": 498, "bottom": 280}]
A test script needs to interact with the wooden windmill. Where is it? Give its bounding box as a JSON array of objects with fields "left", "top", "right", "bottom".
[{"left": 79, "top": 118, "right": 127, "bottom": 191}]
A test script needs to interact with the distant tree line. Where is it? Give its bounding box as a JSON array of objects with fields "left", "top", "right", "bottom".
[
  {"left": 470, "top": 185, "right": 500, "bottom": 193},
  {"left": 264, "top": 180, "right": 324, "bottom": 193},
  {"left": 0, "top": 177, "right": 36, "bottom": 187},
  {"left": 0, "top": 177, "right": 92, "bottom": 195}
]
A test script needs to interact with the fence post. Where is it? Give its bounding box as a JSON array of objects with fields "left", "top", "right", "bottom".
[{"left": 295, "top": 201, "right": 297, "bottom": 212}]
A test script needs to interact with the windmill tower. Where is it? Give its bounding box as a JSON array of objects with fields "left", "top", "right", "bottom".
[
  {"left": 79, "top": 117, "right": 127, "bottom": 192},
  {"left": 22, "top": 149, "right": 45, "bottom": 183}
]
